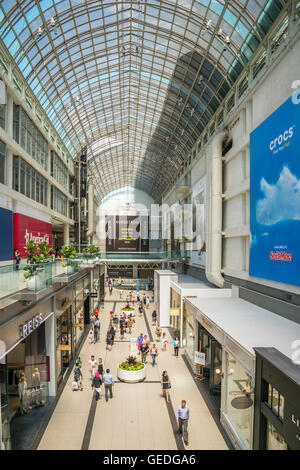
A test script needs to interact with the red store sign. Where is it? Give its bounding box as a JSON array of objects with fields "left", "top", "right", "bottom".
[{"left": 13, "top": 213, "right": 52, "bottom": 258}]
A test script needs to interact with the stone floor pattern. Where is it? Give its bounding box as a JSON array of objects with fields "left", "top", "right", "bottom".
[{"left": 38, "top": 288, "right": 228, "bottom": 450}]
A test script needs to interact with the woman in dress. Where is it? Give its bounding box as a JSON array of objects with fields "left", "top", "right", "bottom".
[{"left": 161, "top": 370, "right": 171, "bottom": 404}]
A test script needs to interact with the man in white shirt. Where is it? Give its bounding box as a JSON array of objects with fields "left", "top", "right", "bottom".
[{"left": 88, "top": 355, "right": 97, "bottom": 378}]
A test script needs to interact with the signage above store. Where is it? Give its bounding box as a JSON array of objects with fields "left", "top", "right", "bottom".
[
  {"left": 282, "top": 400, "right": 300, "bottom": 450},
  {"left": 57, "top": 345, "right": 71, "bottom": 351},
  {"left": 19, "top": 313, "right": 43, "bottom": 339}
]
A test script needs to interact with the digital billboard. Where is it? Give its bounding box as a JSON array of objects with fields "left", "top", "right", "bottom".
[{"left": 249, "top": 95, "right": 300, "bottom": 286}]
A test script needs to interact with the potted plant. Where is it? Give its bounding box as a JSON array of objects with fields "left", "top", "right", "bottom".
[
  {"left": 24, "top": 241, "right": 51, "bottom": 291},
  {"left": 61, "top": 245, "right": 76, "bottom": 274},
  {"left": 117, "top": 355, "right": 146, "bottom": 383}
]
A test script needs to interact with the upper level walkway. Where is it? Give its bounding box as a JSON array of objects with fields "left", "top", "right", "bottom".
[{"left": 0, "top": 251, "right": 189, "bottom": 302}]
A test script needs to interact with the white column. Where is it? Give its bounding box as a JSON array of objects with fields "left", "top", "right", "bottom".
[{"left": 63, "top": 222, "right": 69, "bottom": 246}]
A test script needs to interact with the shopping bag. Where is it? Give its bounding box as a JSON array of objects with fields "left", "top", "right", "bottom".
[{"left": 72, "top": 381, "right": 79, "bottom": 391}]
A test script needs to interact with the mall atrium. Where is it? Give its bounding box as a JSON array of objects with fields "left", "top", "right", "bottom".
[{"left": 0, "top": 0, "right": 299, "bottom": 453}]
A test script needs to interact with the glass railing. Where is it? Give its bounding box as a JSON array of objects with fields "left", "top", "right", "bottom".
[
  {"left": 0, "top": 259, "right": 81, "bottom": 300},
  {"left": 114, "top": 278, "right": 153, "bottom": 291},
  {"left": 94, "top": 250, "right": 190, "bottom": 260},
  {"left": 0, "top": 251, "right": 190, "bottom": 300}
]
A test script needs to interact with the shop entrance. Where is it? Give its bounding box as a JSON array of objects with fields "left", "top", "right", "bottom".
[{"left": 198, "top": 324, "right": 222, "bottom": 410}]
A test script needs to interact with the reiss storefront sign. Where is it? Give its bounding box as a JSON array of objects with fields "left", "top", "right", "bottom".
[{"left": 13, "top": 213, "right": 52, "bottom": 258}]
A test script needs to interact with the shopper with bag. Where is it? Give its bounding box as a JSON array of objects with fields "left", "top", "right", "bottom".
[
  {"left": 161, "top": 370, "right": 171, "bottom": 403},
  {"left": 150, "top": 343, "right": 158, "bottom": 367},
  {"left": 92, "top": 371, "right": 102, "bottom": 401}
]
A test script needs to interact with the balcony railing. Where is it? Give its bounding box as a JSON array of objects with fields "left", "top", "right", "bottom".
[{"left": 0, "top": 251, "right": 189, "bottom": 301}]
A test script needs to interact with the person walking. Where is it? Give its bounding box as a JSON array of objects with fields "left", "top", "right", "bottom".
[
  {"left": 150, "top": 343, "right": 158, "bottom": 367},
  {"left": 15, "top": 249, "right": 21, "bottom": 271},
  {"left": 74, "top": 365, "right": 83, "bottom": 391},
  {"left": 95, "top": 318, "right": 101, "bottom": 342},
  {"left": 120, "top": 289, "right": 123, "bottom": 299},
  {"left": 137, "top": 333, "right": 144, "bottom": 354},
  {"left": 97, "top": 357, "right": 104, "bottom": 377},
  {"left": 140, "top": 342, "right": 149, "bottom": 364},
  {"left": 152, "top": 310, "right": 157, "bottom": 326},
  {"left": 162, "top": 332, "right": 168, "bottom": 351},
  {"left": 176, "top": 400, "right": 190, "bottom": 445},
  {"left": 128, "top": 315, "right": 133, "bottom": 334},
  {"left": 109, "top": 325, "right": 115, "bottom": 345},
  {"left": 89, "top": 329, "right": 94, "bottom": 344},
  {"left": 92, "top": 371, "right": 102, "bottom": 401},
  {"left": 106, "top": 331, "right": 112, "bottom": 350},
  {"left": 120, "top": 322, "right": 125, "bottom": 340},
  {"left": 138, "top": 304, "right": 143, "bottom": 317},
  {"left": 161, "top": 370, "right": 171, "bottom": 404},
  {"left": 103, "top": 369, "right": 114, "bottom": 402},
  {"left": 93, "top": 324, "right": 98, "bottom": 344},
  {"left": 75, "top": 357, "right": 82, "bottom": 369},
  {"left": 88, "top": 355, "right": 97, "bottom": 378},
  {"left": 173, "top": 337, "right": 180, "bottom": 357}
]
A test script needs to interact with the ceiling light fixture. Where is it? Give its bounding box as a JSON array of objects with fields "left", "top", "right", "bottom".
[{"left": 206, "top": 20, "right": 212, "bottom": 29}]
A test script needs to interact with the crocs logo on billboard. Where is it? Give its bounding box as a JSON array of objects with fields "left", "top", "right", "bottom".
[{"left": 269, "top": 125, "right": 295, "bottom": 153}]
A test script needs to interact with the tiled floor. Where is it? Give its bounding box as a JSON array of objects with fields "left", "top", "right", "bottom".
[{"left": 38, "top": 288, "right": 228, "bottom": 450}]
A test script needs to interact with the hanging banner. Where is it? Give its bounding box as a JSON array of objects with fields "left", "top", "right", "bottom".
[
  {"left": 250, "top": 95, "right": 300, "bottom": 287},
  {"left": 191, "top": 175, "right": 206, "bottom": 266}
]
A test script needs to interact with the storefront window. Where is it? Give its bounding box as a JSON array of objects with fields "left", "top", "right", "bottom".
[
  {"left": 0, "top": 361, "right": 11, "bottom": 450},
  {"left": 56, "top": 308, "right": 72, "bottom": 385},
  {"left": 225, "top": 353, "right": 253, "bottom": 449},
  {"left": 6, "top": 324, "right": 50, "bottom": 449},
  {"left": 267, "top": 384, "right": 284, "bottom": 421},
  {"left": 170, "top": 288, "right": 180, "bottom": 332},
  {"left": 266, "top": 420, "right": 288, "bottom": 450},
  {"left": 184, "top": 308, "right": 195, "bottom": 359}
]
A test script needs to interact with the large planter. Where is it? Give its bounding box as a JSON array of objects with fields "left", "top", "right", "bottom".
[
  {"left": 117, "top": 364, "right": 146, "bottom": 383},
  {"left": 26, "top": 274, "right": 43, "bottom": 291}
]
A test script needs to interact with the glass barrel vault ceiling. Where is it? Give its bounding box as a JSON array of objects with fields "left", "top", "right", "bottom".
[{"left": 0, "top": 0, "right": 287, "bottom": 200}]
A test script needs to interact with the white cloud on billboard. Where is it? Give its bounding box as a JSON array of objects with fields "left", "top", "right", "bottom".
[{"left": 256, "top": 165, "right": 300, "bottom": 225}]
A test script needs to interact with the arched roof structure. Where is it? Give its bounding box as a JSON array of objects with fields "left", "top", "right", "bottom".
[{"left": 0, "top": 0, "right": 287, "bottom": 199}]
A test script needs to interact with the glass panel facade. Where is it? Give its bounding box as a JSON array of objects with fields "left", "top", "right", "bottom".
[
  {"left": 51, "top": 150, "right": 68, "bottom": 190},
  {"left": 225, "top": 353, "right": 253, "bottom": 449},
  {"left": 13, "top": 104, "right": 48, "bottom": 169},
  {"left": 0, "top": 139, "right": 5, "bottom": 184},
  {"left": 12, "top": 155, "right": 48, "bottom": 206},
  {"left": 267, "top": 384, "right": 284, "bottom": 421},
  {"left": 0, "top": 103, "right": 5, "bottom": 129},
  {"left": 51, "top": 186, "right": 68, "bottom": 217},
  {"left": 0, "top": 361, "right": 11, "bottom": 450},
  {"left": 170, "top": 288, "right": 180, "bottom": 332}
]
